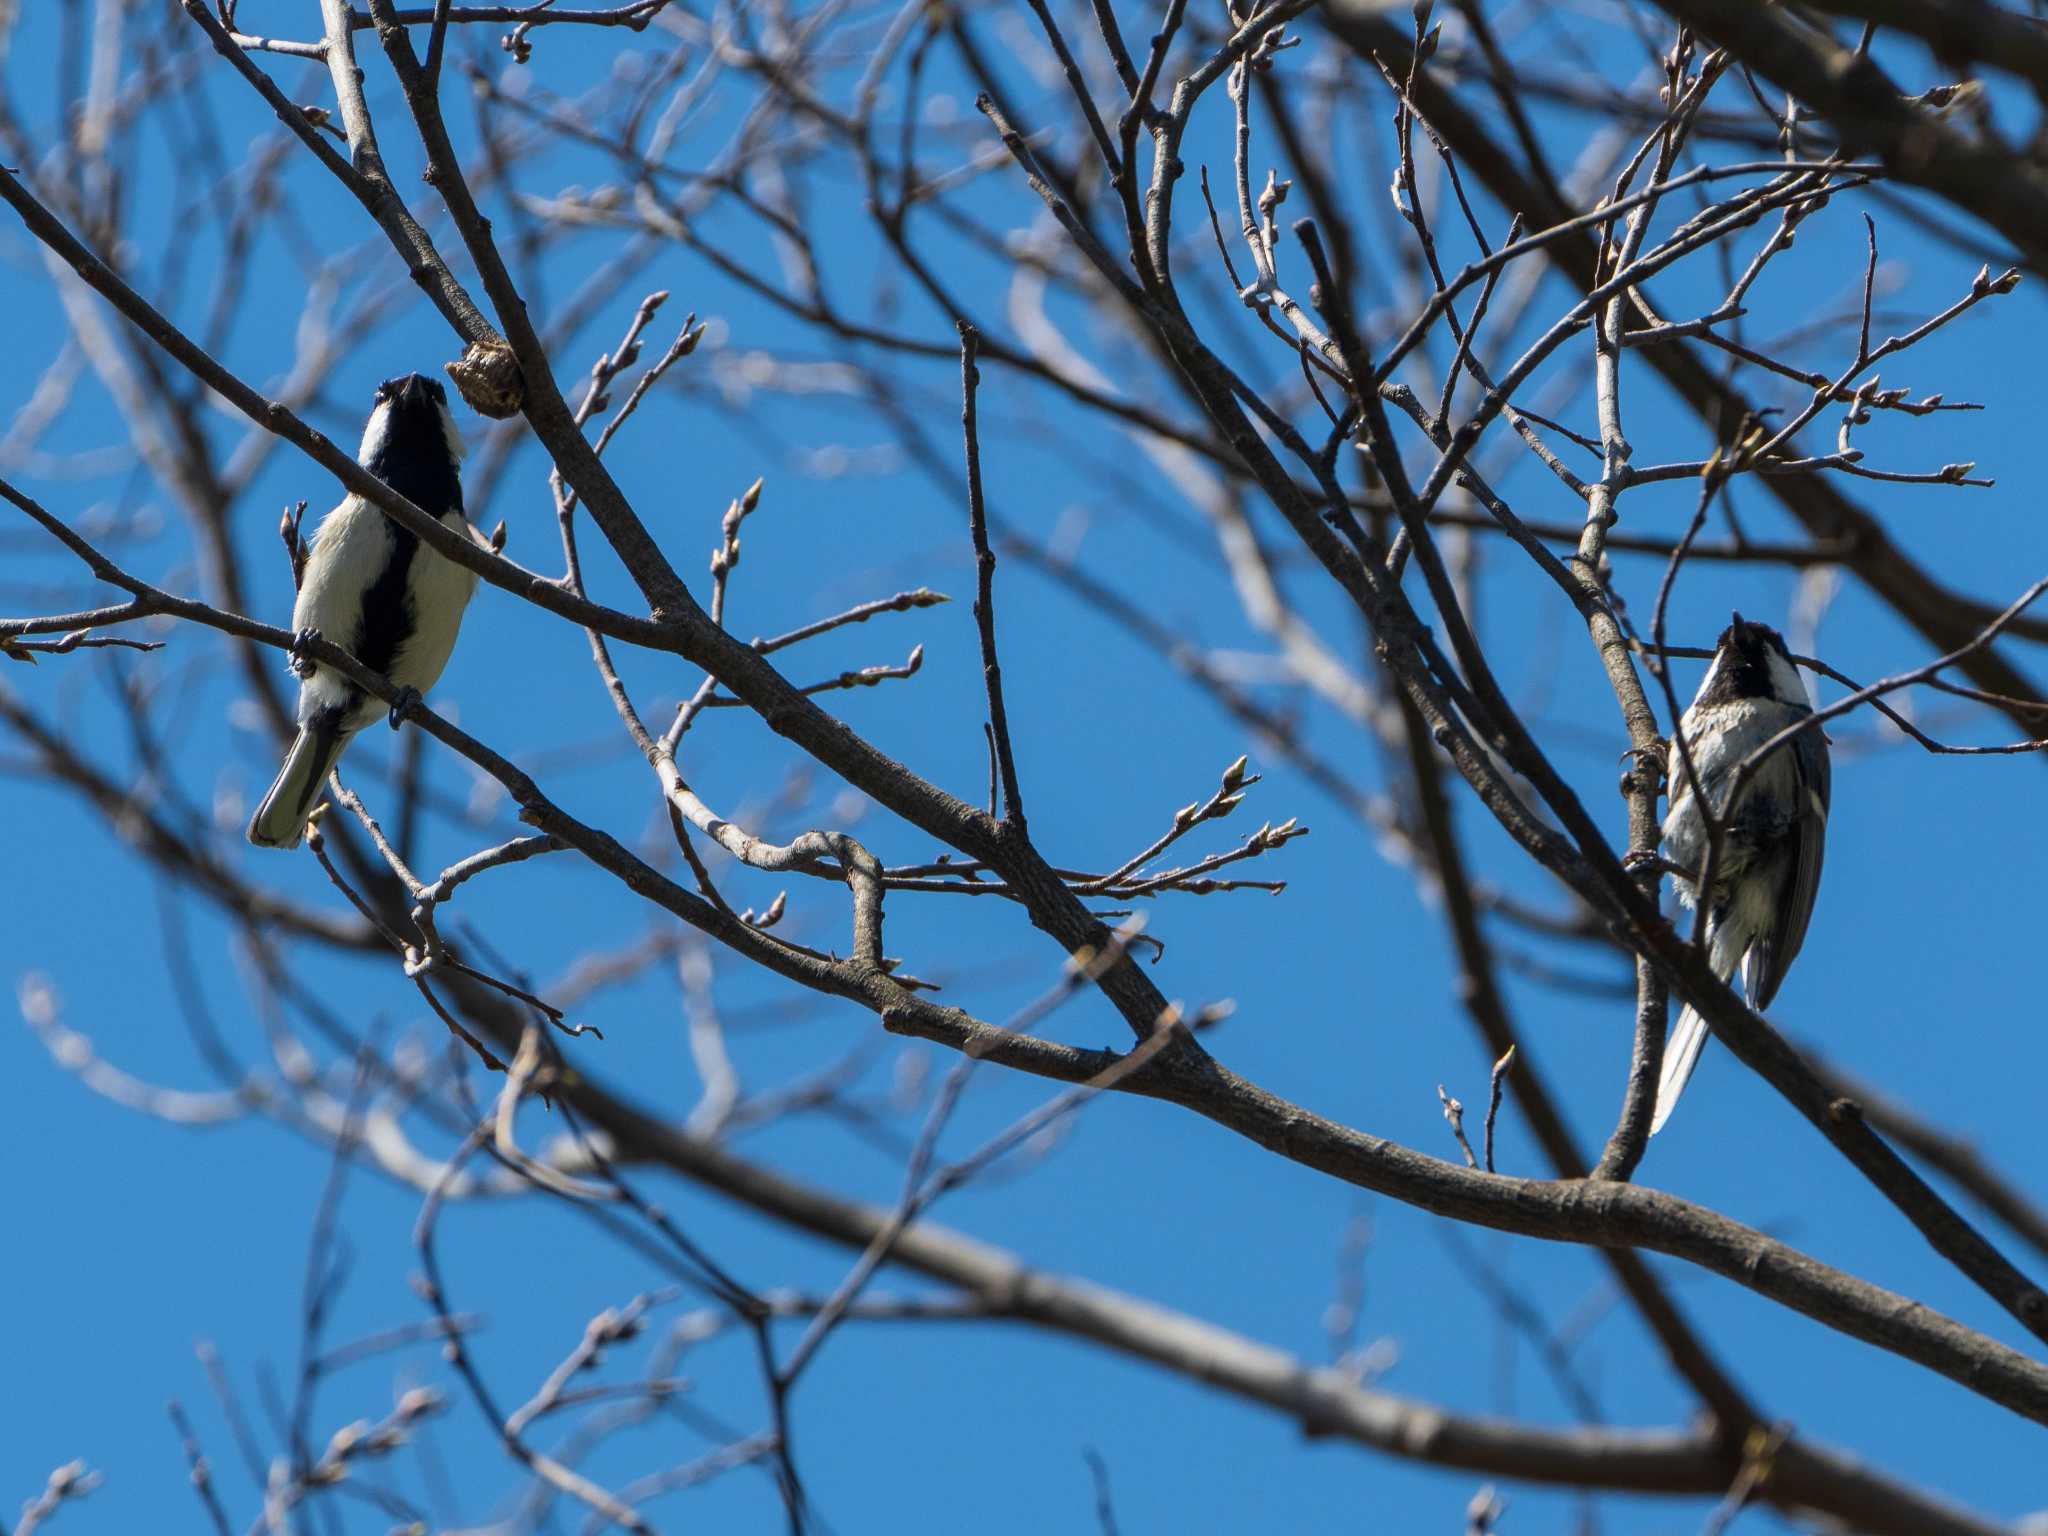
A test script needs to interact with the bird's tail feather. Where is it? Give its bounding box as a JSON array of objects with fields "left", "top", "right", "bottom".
[
  {"left": 1650, "top": 919, "right": 1747, "bottom": 1134},
  {"left": 1650, "top": 1005, "right": 1711, "bottom": 1134},
  {"left": 247, "top": 724, "right": 346, "bottom": 849}
]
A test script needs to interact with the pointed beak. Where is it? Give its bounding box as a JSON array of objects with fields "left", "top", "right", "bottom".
[
  {"left": 1730, "top": 609, "right": 1745, "bottom": 628},
  {"left": 396, "top": 374, "right": 431, "bottom": 407}
]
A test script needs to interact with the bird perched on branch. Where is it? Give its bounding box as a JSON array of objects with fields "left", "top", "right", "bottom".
[
  {"left": 1641, "top": 613, "right": 1831, "bottom": 1132},
  {"left": 247, "top": 373, "right": 478, "bottom": 849}
]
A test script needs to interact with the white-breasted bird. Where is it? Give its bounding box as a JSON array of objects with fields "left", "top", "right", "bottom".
[
  {"left": 247, "top": 373, "right": 478, "bottom": 849},
  {"left": 1646, "top": 612, "right": 1831, "bottom": 1132}
]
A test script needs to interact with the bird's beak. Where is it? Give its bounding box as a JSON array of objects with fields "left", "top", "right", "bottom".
[
  {"left": 397, "top": 375, "right": 430, "bottom": 407},
  {"left": 1730, "top": 609, "right": 1745, "bottom": 628}
]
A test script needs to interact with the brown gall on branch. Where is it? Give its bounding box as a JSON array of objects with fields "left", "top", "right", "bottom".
[{"left": 445, "top": 336, "right": 526, "bottom": 418}]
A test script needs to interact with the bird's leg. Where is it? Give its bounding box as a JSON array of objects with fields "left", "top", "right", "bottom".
[
  {"left": 1617, "top": 740, "right": 1668, "bottom": 799},
  {"left": 1622, "top": 850, "right": 1699, "bottom": 884},
  {"left": 388, "top": 685, "right": 422, "bottom": 730},
  {"left": 289, "top": 627, "right": 322, "bottom": 679}
]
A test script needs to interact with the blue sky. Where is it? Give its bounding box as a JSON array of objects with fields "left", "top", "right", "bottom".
[{"left": 3, "top": 3, "right": 2046, "bottom": 1532}]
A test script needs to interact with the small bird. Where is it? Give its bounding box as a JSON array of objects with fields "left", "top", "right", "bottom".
[
  {"left": 247, "top": 373, "right": 478, "bottom": 849},
  {"left": 1646, "top": 613, "right": 1830, "bottom": 1132}
]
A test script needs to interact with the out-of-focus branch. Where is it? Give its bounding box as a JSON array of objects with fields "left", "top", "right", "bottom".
[
  {"left": 1806, "top": 1054, "right": 2048, "bottom": 1268},
  {"left": 1648, "top": 1, "right": 2048, "bottom": 272},
  {"left": 12, "top": 1461, "right": 102, "bottom": 1536},
  {"left": 1757, "top": 2, "right": 2048, "bottom": 92}
]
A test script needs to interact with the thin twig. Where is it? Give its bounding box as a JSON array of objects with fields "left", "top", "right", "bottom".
[{"left": 959, "top": 323, "right": 1025, "bottom": 830}]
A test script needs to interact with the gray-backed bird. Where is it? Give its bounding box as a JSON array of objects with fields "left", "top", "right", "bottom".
[{"left": 1647, "top": 613, "right": 1830, "bottom": 1132}]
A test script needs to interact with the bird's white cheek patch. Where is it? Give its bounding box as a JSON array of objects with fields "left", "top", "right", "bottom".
[
  {"left": 1691, "top": 649, "right": 1724, "bottom": 705},
  {"left": 1764, "top": 646, "right": 1810, "bottom": 708},
  {"left": 434, "top": 400, "right": 466, "bottom": 464},
  {"left": 357, "top": 401, "right": 395, "bottom": 464}
]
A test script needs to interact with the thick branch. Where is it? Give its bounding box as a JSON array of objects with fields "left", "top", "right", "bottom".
[
  {"left": 540, "top": 1034, "right": 2013, "bottom": 1536},
  {"left": 1648, "top": 1, "right": 2048, "bottom": 272}
]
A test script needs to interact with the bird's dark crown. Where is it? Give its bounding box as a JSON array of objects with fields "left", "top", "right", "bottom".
[
  {"left": 1715, "top": 611, "right": 1790, "bottom": 662},
  {"left": 374, "top": 373, "right": 447, "bottom": 410}
]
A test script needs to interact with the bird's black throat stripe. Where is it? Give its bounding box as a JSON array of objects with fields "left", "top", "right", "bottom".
[{"left": 352, "top": 518, "right": 417, "bottom": 685}]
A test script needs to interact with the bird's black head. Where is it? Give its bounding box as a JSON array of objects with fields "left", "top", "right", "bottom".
[
  {"left": 359, "top": 372, "right": 464, "bottom": 516},
  {"left": 1697, "top": 610, "right": 1806, "bottom": 708}
]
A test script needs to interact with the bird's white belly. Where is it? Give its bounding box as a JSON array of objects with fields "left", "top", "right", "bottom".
[
  {"left": 1663, "top": 697, "right": 1805, "bottom": 901},
  {"left": 391, "top": 519, "right": 480, "bottom": 693},
  {"left": 289, "top": 495, "right": 478, "bottom": 731}
]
